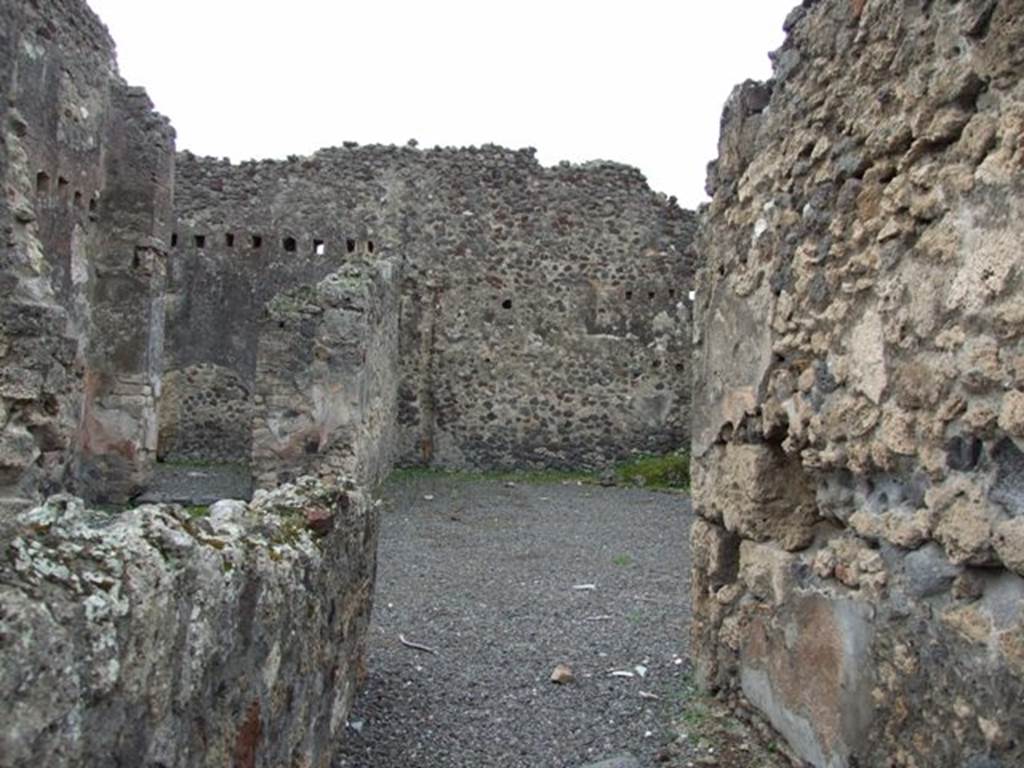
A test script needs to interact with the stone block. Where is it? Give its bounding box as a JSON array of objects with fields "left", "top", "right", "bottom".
[
  {"left": 994, "top": 518, "right": 1024, "bottom": 576},
  {"left": 710, "top": 443, "right": 817, "bottom": 551},
  {"left": 740, "top": 540, "right": 796, "bottom": 605}
]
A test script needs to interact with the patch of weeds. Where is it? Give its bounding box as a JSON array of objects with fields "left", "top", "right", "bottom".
[
  {"left": 499, "top": 467, "right": 597, "bottom": 485},
  {"left": 266, "top": 285, "right": 318, "bottom": 318},
  {"left": 661, "top": 668, "right": 793, "bottom": 767},
  {"left": 681, "top": 700, "right": 711, "bottom": 730},
  {"left": 611, "top": 553, "right": 633, "bottom": 567},
  {"left": 667, "top": 669, "right": 712, "bottom": 737},
  {"left": 184, "top": 505, "right": 209, "bottom": 519},
  {"left": 614, "top": 449, "right": 690, "bottom": 490}
]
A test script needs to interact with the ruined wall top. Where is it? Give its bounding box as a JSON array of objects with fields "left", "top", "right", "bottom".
[
  {"left": 172, "top": 143, "right": 691, "bottom": 259},
  {"left": 176, "top": 144, "right": 662, "bottom": 205},
  {"left": 19, "top": 0, "right": 118, "bottom": 72}
]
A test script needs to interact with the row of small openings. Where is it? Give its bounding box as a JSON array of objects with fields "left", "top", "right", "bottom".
[
  {"left": 624, "top": 288, "right": 678, "bottom": 301},
  {"left": 171, "top": 231, "right": 376, "bottom": 255},
  {"left": 36, "top": 171, "right": 98, "bottom": 213}
]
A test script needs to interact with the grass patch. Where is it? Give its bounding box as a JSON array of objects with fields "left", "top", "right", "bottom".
[
  {"left": 681, "top": 700, "right": 712, "bottom": 730},
  {"left": 612, "top": 553, "right": 633, "bottom": 567},
  {"left": 614, "top": 450, "right": 690, "bottom": 490},
  {"left": 666, "top": 669, "right": 714, "bottom": 741},
  {"left": 184, "top": 505, "right": 210, "bottom": 519}
]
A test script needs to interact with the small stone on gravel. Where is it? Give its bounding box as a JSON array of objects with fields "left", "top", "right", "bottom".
[{"left": 551, "top": 663, "right": 575, "bottom": 684}]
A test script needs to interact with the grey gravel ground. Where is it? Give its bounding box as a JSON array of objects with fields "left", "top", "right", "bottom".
[
  {"left": 137, "top": 463, "right": 252, "bottom": 505},
  {"left": 334, "top": 473, "right": 698, "bottom": 768}
]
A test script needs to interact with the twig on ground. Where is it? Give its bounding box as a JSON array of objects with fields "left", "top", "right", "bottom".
[{"left": 398, "top": 634, "right": 438, "bottom": 654}]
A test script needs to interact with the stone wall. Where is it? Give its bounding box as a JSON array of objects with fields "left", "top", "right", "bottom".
[
  {"left": 0, "top": 0, "right": 174, "bottom": 508},
  {"left": 253, "top": 257, "right": 401, "bottom": 489},
  {"left": 0, "top": 476, "right": 377, "bottom": 768},
  {"left": 168, "top": 147, "right": 696, "bottom": 474},
  {"left": 692, "top": 1, "right": 1024, "bottom": 766}
]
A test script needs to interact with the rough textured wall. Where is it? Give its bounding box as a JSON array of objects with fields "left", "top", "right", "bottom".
[
  {"left": 75, "top": 83, "right": 174, "bottom": 502},
  {"left": 0, "top": 0, "right": 174, "bottom": 508},
  {"left": 169, "top": 147, "right": 695, "bottom": 473},
  {"left": 693, "top": 1, "right": 1024, "bottom": 766},
  {"left": 253, "top": 257, "right": 401, "bottom": 489},
  {"left": 0, "top": 476, "right": 377, "bottom": 768}
]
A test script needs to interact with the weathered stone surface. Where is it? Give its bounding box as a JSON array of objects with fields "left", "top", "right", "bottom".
[
  {"left": 693, "top": 1, "right": 1024, "bottom": 765},
  {"left": 998, "top": 390, "right": 1024, "bottom": 438},
  {"left": 739, "top": 540, "right": 797, "bottom": 605},
  {"left": 0, "top": 476, "right": 377, "bottom": 768},
  {"left": 701, "top": 443, "right": 817, "bottom": 551},
  {"left": 252, "top": 259, "right": 400, "bottom": 488}
]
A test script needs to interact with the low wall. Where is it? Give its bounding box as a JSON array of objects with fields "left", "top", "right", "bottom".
[
  {"left": 692, "top": 1, "right": 1024, "bottom": 766},
  {"left": 0, "top": 476, "right": 378, "bottom": 768}
]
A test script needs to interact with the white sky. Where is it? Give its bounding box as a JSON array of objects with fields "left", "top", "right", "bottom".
[{"left": 85, "top": 1, "right": 795, "bottom": 208}]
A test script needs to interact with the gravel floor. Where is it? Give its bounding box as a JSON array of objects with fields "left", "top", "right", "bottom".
[{"left": 334, "top": 474, "right": 699, "bottom": 768}]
